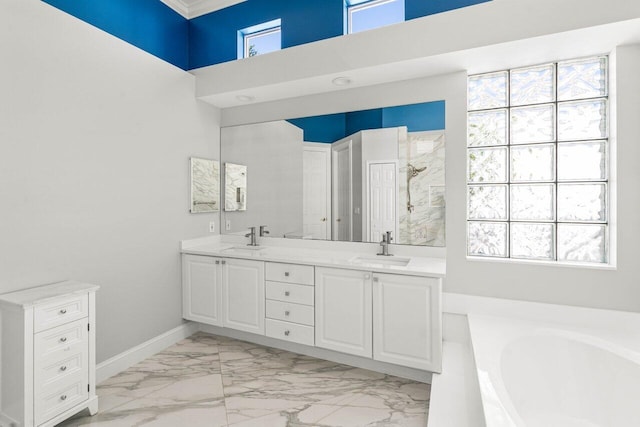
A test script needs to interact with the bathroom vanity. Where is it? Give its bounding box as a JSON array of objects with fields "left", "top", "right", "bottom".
[{"left": 182, "top": 238, "right": 444, "bottom": 374}]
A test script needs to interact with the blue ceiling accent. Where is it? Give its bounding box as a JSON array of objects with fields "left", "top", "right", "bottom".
[{"left": 287, "top": 101, "right": 445, "bottom": 143}]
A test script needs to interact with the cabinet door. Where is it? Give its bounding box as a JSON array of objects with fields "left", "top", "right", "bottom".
[
  {"left": 315, "top": 267, "right": 372, "bottom": 358},
  {"left": 182, "top": 255, "right": 222, "bottom": 326},
  {"left": 223, "top": 258, "right": 265, "bottom": 335},
  {"left": 373, "top": 273, "right": 442, "bottom": 372}
]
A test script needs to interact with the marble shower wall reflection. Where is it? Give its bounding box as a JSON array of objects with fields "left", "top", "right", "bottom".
[
  {"left": 190, "top": 157, "right": 220, "bottom": 213},
  {"left": 398, "top": 130, "right": 445, "bottom": 246},
  {"left": 224, "top": 163, "right": 247, "bottom": 211}
]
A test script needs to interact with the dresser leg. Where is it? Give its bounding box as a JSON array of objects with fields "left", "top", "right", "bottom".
[{"left": 87, "top": 399, "right": 99, "bottom": 416}]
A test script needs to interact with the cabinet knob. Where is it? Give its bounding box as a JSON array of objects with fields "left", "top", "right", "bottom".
[
  {"left": 284, "top": 291, "right": 290, "bottom": 297},
  {"left": 215, "top": 260, "right": 220, "bottom": 265},
  {"left": 284, "top": 330, "right": 290, "bottom": 336},
  {"left": 59, "top": 309, "right": 67, "bottom": 315},
  {"left": 336, "top": 218, "right": 341, "bottom": 222},
  {"left": 60, "top": 395, "right": 67, "bottom": 401},
  {"left": 373, "top": 277, "right": 379, "bottom": 282},
  {"left": 221, "top": 260, "right": 226, "bottom": 265},
  {"left": 60, "top": 366, "right": 67, "bottom": 372},
  {"left": 321, "top": 218, "right": 327, "bottom": 222},
  {"left": 59, "top": 337, "right": 67, "bottom": 343},
  {"left": 284, "top": 272, "right": 290, "bottom": 277},
  {"left": 285, "top": 311, "right": 290, "bottom": 316}
]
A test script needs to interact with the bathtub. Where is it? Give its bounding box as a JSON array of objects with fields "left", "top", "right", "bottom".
[{"left": 467, "top": 313, "right": 640, "bottom": 427}]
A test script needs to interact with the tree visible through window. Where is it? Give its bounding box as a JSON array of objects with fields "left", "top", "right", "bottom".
[{"left": 467, "top": 57, "right": 609, "bottom": 264}]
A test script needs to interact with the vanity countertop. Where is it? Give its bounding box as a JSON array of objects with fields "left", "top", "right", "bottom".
[
  {"left": 0, "top": 280, "right": 100, "bottom": 308},
  {"left": 181, "top": 241, "right": 445, "bottom": 278}
]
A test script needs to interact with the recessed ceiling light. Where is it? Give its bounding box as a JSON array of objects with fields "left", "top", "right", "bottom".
[
  {"left": 332, "top": 77, "right": 352, "bottom": 86},
  {"left": 236, "top": 95, "right": 255, "bottom": 102}
]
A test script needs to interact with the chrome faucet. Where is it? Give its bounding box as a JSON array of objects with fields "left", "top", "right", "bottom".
[
  {"left": 377, "top": 231, "right": 394, "bottom": 256},
  {"left": 245, "top": 227, "right": 258, "bottom": 246},
  {"left": 259, "top": 225, "right": 270, "bottom": 237}
]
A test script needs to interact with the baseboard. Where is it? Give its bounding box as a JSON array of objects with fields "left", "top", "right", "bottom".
[
  {"left": 198, "top": 324, "right": 432, "bottom": 383},
  {"left": 96, "top": 323, "right": 199, "bottom": 383}
]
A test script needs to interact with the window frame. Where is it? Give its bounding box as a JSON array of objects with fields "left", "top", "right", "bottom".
[
  {"left": 238, "top": 20, "right": 282, "bottom": 59},
  {"left": 466, "top": 56, "right": 611, "bottom": 265},
  {"left": 345, "top": 0, "right": 404, "bottom": 34}
]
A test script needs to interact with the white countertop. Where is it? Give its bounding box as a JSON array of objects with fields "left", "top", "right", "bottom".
[
  {"left": 181, "top": 241, "right": 445, "bottom": 278},
  {"left": 0, "top": 280, "right": 100, "bottom": 308}
]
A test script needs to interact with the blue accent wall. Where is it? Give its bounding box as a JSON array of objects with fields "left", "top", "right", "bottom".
[
  {"left": 42, "top": 0, "right": 188, "bottom": 70},
  {"left": 405, "top": 0, "right": 491, "bottom": 20},
  {"left": 189, "top": 0, "right": 344, "bottom": 69},
  {"left": 289, "top": 101, "right": 445, "bottom": 143},
  {"left": 288, "top": 114, "right": 346, "bottom": 143},
  {"left": 42, "top": 0, "right": 490, "bottom": 71},
  {"left": 382, "top": 101, "right": 446, "bottom": 132},
  {"left": 189, "top": 0, "right": 489, "bottom": 69}
]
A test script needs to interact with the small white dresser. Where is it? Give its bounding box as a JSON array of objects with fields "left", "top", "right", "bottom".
[{"left": 0, "top": 281, "right": 99, "bottom": 427}]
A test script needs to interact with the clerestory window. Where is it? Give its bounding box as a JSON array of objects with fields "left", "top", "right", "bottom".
[{"left": 346, "top": 0, "right": 404, "bottom": 34}]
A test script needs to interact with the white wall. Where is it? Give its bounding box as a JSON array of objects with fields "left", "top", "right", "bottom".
[
  {"left": 220, "top": 121, "right": 303, "bottom": 237},
  {"left": 0, "top": 0, "right": 221, "bottom": 362},
  {"left": 215, "top": 45, "right": 640, "bottom": 313}
]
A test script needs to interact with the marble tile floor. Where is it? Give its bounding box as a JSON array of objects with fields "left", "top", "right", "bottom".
[{"left": 59, "top": 332, "right": 430, "bottom": 427}]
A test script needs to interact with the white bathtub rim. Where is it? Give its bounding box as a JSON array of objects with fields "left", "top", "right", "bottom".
[{"left": 468, "top": 313, "right": 640, "bottom": 427}]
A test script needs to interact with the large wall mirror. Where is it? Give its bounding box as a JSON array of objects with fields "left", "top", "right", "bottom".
[{"left": 220, "top": 100, "right": 446, "bottom": 247}]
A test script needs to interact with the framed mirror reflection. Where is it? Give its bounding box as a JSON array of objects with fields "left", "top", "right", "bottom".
[{"left": 221, "top": 100, "right": 446, "bottom": 247}]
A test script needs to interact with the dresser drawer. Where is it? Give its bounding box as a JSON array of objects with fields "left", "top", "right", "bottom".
[
  {"left": 35, "top": 374, "right": 89, "bottom": 426},
  {"left": 265, "top": 319, "right": 314, "bottom": 346},
  {"left": 34, "top": 318, "right": 88, "bottom": 364},
  {"left": 266, "top": 281, "right": 314, "bottom": 306},
  {"left": 34, "top": 293, "right": 88, "bottom": 332},
  {"left": 266, "top": 300, "right": 314, "bottom": 326},
  {"left": 266, "top": 262, "right": 314, "bottom": 286}
]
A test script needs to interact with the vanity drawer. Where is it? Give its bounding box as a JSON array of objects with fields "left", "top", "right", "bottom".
[
  {"left": 35, "top": 373, "right": 89, "bottom": 426},
  {"left": 266, "top": 300, "right": 314, "bottom": 326},
  {"left": 266, "top": 281, "right": 314, "bottom": 306},
  {"left": 34, "top": 293, "right": 88, "bottom": 332},
  {"left": 266, "top": 262, "right": 314, "bottom": 286},
  {"left": 34, "top": 318, "right": 88, "bottom": 363},
  {"left": 266, "top": 318, "right": 314, "bottom": 346}
]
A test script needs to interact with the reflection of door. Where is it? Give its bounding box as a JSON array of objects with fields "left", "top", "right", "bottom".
[
  {"left": 332, "top": 140, "right": 352, "bottom": 241},
  {"left": 368, "top": 162, "right": 397, "bottom": 242},
  {"left": 303, "top": 143, "right": 331, "bottom": 239}
]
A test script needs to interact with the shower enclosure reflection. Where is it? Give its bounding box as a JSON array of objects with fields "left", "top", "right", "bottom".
[{"left": 220, "top": 100, "right": 446, "bottom": 247}]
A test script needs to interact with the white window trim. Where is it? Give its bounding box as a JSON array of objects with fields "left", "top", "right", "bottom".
[
  {"left": 346, "top": 0, "right": 400, "bottom": 34},
  {"left": 243, "top": 26, "right": 281, "bottom": 58}
]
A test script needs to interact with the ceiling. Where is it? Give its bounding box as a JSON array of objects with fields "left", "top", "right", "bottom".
[{"left": 159, "top": 0, "right": 246, "bottom": 19}]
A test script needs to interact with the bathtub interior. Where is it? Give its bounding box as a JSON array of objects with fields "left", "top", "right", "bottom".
[{"left": 468, "top": 314, "right": 640, "bottom": 427}]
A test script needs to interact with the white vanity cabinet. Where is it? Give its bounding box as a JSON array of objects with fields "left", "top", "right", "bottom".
[
  {"left": 0, "top": 281, "right": 99, "bottom": 427},
  {"left": 222, "top": 258, "right": 265, "bottom": 335},
  {"left": 372, "top": 273, "right": 442, "bottom": 372},
  {"left": 182, "top": 254, "right": 223, "bottom": 326},
  {"left": 315, "top": 267, "right": 373, "bottom": 358},
  {"left": 265, "top": 262, "right": 315, "bottom": 346}
]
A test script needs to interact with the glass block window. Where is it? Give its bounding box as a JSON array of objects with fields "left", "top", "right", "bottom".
[
  {"left": 346, "top": 0, "right": 405, "bottom": 34},
  {"left": 467, "top": 56, "right": 609, "bottom": 264},
  {"left": 240, "top": 22, "right": 281, "bottom": 58}
]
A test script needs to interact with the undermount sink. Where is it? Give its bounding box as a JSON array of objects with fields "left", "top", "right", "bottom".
[
  {"left": 221, "top": 246, "right": 266, "bottom": 254},
  {"left": 350, "top": 256, "right": 411, "bottom": 267}
]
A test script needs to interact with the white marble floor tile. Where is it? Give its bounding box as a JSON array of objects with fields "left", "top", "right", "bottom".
[{"left": 56, "top": 332, "right": 429, "bottom": 427}]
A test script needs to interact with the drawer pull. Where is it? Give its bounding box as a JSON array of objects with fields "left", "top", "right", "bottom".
[
  {"left": 284, "top": 330, "right": 290, "bottom": 336},
  {"left": 60, "top": 366, "right": 67, "bottom": 372},
  {"left": 284, "top": 272, "right": 290, "bottom": 277},
  {"left": 60, "top": 395, "right": 67, "bottom": 401},
  {"left": 285, "top": 310, "right": 290, "bottom": 316},
  {"left": 284, "top": 291, "right": 290, "bottom": 297},
  {"left": 59, "top": 309, "right": 67, "bottom": 315},
  {"left": 59, "top": 337, "right": 67, "bottom": 343}
]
